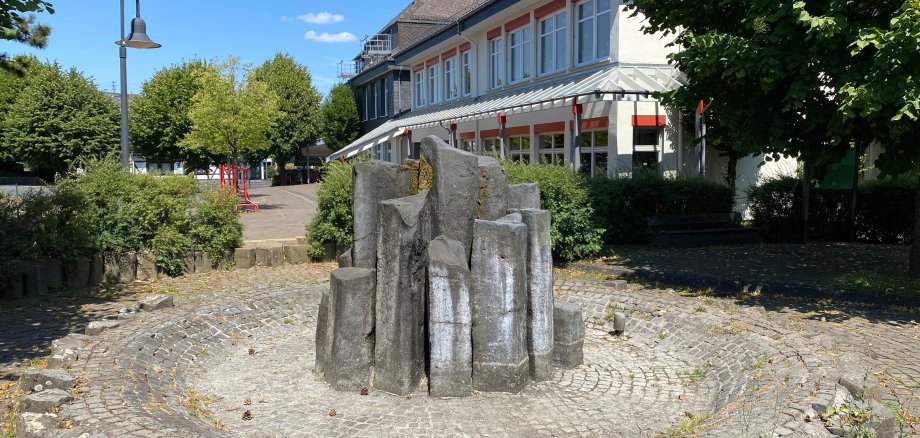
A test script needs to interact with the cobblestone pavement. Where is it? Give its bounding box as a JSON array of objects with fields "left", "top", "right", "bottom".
[
  {"left": 4, "top": 265, "right": 920, "bottom": 436},
  {"left": 241, "top": 184, "right": 318, "bottom": 241}
]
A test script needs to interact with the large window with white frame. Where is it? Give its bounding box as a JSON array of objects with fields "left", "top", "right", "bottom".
[
  {"left": 575, "top": 0, "right": 612, "bottom": 65},
  {"left": 427, "top": 64, "right": 440, "bottom": 104},
  {"left": 578, "top": 130, "right": 609, "bottom": 177},
  {"left": 489, "top": 37, "right": 504, "bottom": 88},
  {"left": 443, "top": 57, "right": 458, "bottom": 100},
  {"left": 482, "top": 138, "right": 501, "bottom": 156},
  {"left": 509, "top": 136, "right": 531, "bottom": 163},
  {"left": 508, "top": 26, "right": 532, "bottom": 84},
  {"left": 539, "top": 11, "right": 566, "bottom": 75},
  {"left": 461, "top": 51, "right": 472, "bottom": 96},
  {"left": 538, "top": 133, "right": 566, "bottom": 164},
  {"left": 414, "top": 71, "right": 425, "bottom": 107}
]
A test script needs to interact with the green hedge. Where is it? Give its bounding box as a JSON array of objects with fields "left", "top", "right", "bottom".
[
  {"left": 306, "top": 160, "right": 354, "bottom": 259},
  {"left": 504, "top": 162, "right": 604, "bottom": 261},
  {"left": 586, "top": 172, "right": 736, "bottom": 244},
  {"left": 0, "top": 159, "right": 242, "bottom": 282},
  {"left": 748, "top": 175, "right": 916, "bottom": 243}
]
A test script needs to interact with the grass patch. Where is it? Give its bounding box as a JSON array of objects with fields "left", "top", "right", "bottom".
[
  {"left": 177, "top": 387, "right": 223, "bottom": 430},
  {"left": 708, "top": 319, "right": 750, "bottom": 336},
  {"left": 830, "top": 270, "right": 920, "bottom": 297},
  {"left": 656, "top": 412, "right": 713, "bottom": 437}
]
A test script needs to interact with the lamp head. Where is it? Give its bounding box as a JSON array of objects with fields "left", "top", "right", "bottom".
[{"left": 123, "top": 17, "right": 160, "bottom": 49}]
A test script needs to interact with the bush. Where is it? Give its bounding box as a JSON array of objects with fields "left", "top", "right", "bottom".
[
  {"left": 587, "top": 172, "right": 735, "bottom": 244},
  {"left": 504, "top": 161, "right": 604, "bottom": 261},
  {"left": 749, "top": 175, "right": 916, "bottom": 243},
  {"left": 306, "top": 160, "right": 354, "bottom": 259}
]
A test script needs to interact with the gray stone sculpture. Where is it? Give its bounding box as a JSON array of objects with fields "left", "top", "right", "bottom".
[{"left": 315, "top": 136, "right": 581, "bottom": 397}]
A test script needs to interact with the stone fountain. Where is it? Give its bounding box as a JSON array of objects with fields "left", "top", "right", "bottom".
[{"left": 314, "top": 136, "right": 584, "bottom": 397}]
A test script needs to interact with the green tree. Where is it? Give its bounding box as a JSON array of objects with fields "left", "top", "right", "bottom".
[
  {"left": 0, "top": 55, "right": 40, "bottom": 165},
  {"left": 180, "top": 57, "right": 280, "bottom": 168},
  {"left": 320, "top": 82, "right": 359, "bottom": 152},
  {"left": 1, "top": 0, "right": 53, "bottom": 71},
  {"left": 250, "top": 53, "right": 322, "bottom": 184},
  {"left": 838, "top": 0, "right": 920, "bottom": 276},
  {"left": 129, "top": 59, "right": 216, "bottom": 172},
  {"left": 2, "top": 62, "right": 119, "bottom": 177}
]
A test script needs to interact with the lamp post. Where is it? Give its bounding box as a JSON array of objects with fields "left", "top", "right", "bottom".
[{"left": 117, "top": 0, "right": 160, "bottom": 170}]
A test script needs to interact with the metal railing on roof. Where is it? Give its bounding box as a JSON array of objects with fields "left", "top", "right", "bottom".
[
  {"left": 362, "top": 34, "right": 393, "bottom": 57},
  {"left": 337, "top": 60, "right": 363, "bottom": 79}
]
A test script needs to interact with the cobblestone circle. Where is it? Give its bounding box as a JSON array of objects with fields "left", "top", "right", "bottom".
[{"left": 24, "top": 270, "right": 920, "bottom": 437}]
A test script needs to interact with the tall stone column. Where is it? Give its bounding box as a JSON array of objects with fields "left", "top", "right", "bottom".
[
  {"left": 421, "top": 136, "right": 479, "bottom": 259},
  {"left": 374, "top": 191, "right": 429, "bottom": 395},
  {"left": 513, "top": 208, "right": 554, "bottom": 381},
  {"left": 476, "top": 156, "right": 509, "bottom": 221},
  {"left": 470, "top": 218, "right": 529, "bottom": 393},
  {"left": 509, "top": 183, "right": 541, "bottom": 210},
  {"left": 324, "top": 268, "right": 376, "bottom": 391},
  {"left": 351, "top": 160, "right": 399, "bottom": 269},
  {"left": 427, "top": 236, "right": 473, "bottom": 397}
]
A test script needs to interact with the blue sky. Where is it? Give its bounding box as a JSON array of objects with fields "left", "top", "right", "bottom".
[{"left": 0, "top": 1, "right": 409, "bottom": 96}]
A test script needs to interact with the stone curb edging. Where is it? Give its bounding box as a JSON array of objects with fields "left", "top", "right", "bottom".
[{"left": 568, "top": 261, "right": 920, "bottom": 309}]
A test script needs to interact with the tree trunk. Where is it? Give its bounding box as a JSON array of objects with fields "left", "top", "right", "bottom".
[
  {"left": 276, "top": 159, "right": 287, "bottom": 186},
  {"left": 910, "top": 175, "right": 920, "bottom": 278},
  {"left": 725, "top": 150, "right": 739, "bottom": 194},
  {"left": 800, "top": 162, "right": 810, "bottom": 243}
]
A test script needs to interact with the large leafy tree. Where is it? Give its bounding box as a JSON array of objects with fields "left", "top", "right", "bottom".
[
  {"left": 180, "top": 57, "right": 280, "bottom": 167},
  {"left": 320, "top": 83, "right": 360, "bottom": 152},
  {"left": 2, "top": 62, "right": 119, "bottom": 177},
  {"left": 129, "top": 59, "right": 216, "bottom": 172},
  {"left": 838, "top": 0, "right": 920, "bottom": 276},
  {"left": 1, "top": 0, "right": 53, "bottom": 72},
  {"left": 250, "top": 53, "right": 322, "bottom": 183},
  {"left": 0, "top": 55, "right": 40, "bottom": 165}
]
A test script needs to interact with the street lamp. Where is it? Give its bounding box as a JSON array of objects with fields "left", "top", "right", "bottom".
[{"left": 116, "top": 0, "right": 160, "bottom": 170}]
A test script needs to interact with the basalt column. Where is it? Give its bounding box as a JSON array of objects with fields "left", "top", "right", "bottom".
[
  {"left": 420, "top": 136, "right": 479, "bottom": 259},
  {"left": 427, "top": 236, "right": 473, "bottom": 397},
  {"left": 351, "top": 161, "right": 399, "bottom": 269},
  {"left": 513, "top": 208, "right": 555, "bottom": 381}
]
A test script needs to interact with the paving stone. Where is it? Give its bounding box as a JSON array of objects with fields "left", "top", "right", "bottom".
[
  {"left": 351, "top": 160, "right": 399, "bottom": 269},
  {"left": 476, "top": 156, "right": 509, "bottom": 221},
  {"left": 282, "top": 244, "right": 311, "bottom": 265},
  {"left": 20, "top": 368, "right": 75, "bottom": 392},
  {"left": 553, "top": 300, "right": 584, "bottom": 369},
  {"left": 513, "top": 209, "right": 554, "bottom": 381},
  {"left": 15, "top": 412, "right": 59, "bottom": 437},
  {"left": 374, "top": 192, "right": 428, "bottom": 396},
  {"left": 20, "top": 389, "right": 73, "bottom": 413},
  {"left": 85, "top": 320, "right": 120, "bottom": 336},
  {"left": 508, "top": 183, "right": 541, "bottom": 209},
  {"left": 47, "top": 334, "right": 91, "bottom": 369},
  {"left": 421, "top": 135, "right": 479, "bottom": 259},
  {"left": 139, "top": 294, "right": 174, "bottom": 311},
  {"left": 325, "top": 268, "right": 376, "bottom": 392},
  {"left": 470, "top": 218, "right": 529, "bottom": 393},
  {"left": 427, "top": 236, "right": 473, "bottom": 397},
  {"left": 234, "top": 247, "right": 256, "bottom": 269}
]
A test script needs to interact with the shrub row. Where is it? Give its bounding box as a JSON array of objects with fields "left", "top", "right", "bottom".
[
  {"left": 748, "top": 176, "right": 916, "bottom": 243},
  {"left": 305, "top": 159, "right": 354, "bottom": 259},
  {"left": 0, "top": 160, "right": 241, "bottom": 285},
  {"left": 586, "top": 172, "right": 736, "bottom": 243}
]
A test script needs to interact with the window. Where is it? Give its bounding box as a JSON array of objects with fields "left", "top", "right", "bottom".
[
  {"left": 490, "top": 37, "right": 504, "bottom": 88},
  {"left": 538, "top": 133, "right": 565, "bottom": 164},
  {"left": 633, "top": 127, "right": 660, "bottom": 173},
  {"left": 415, "top": 71, "right": 425, "bottom": 107},
  {"left": 461, "top": 51, "right": 472, "bottom": 96},
  {"left": 361, "top": 87, "right": 368, "bottom": 121},
  {"left": 539, "top": 11, "right": 566, "bottom": 74},
  {"left": 635, "top": 127, "right": 658, "bottom": 145},
  {"left": 633, "top": 151, "right": 658, "bottom": 172},
  {"left": 370, "top": 82, "right": 377, "bottom": 120},
  {"left": 576, "top": 0, "right": 611, "bottom": 65},
  {"left": 483, "top": 138, "right": 502, "bottom": 156},
  {"left": 579, "top": 130, "right": 609, "bottom": 177},
  {"left": 508, "top": 26, "right": 532, "bottom": 83},
  {"left": 443, "top": 57, "right": 458, "bottom": 100},
  {"left": 380, "top": 78, "right": 388, "bottom": 117},
  {"left": 509, "top": 136, "right": 531, "bottom": 163},
  {"left": 461, "top": 139, "right": 477, "bottom": 154},
  {"left": 428, "top": 65, "right": 440, "bottom": 104}
]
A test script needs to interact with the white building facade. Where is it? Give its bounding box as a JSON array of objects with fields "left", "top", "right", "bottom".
[{"left": 332, "top": 0, "right": 795, "bottom": 211}]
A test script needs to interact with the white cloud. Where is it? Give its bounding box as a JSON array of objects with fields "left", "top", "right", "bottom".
[
  {"left": 298, "top": 12, "right": 345, "bottom": 25},
  {"left": 280, "top": 15, "right": 292, "bottom": 22},
  {"left": 304, "top": 31, "right": 357, "bottom": 43}
]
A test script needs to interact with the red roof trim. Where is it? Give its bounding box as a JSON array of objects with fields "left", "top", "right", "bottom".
[
  {"left": 487, "top": 26, "right": 502, "bottom": 40},
  {"left": 534, "top": 122, "right": 566, "bottom": 134},
  {"left": 426, "top": 56, "right": 440, "bottom": 67},
  {"left": 459, "top": 42, "right": 472, "bottom": 52},
  {"left": 504, "top": 13, "right": 531, "bottom": 32},
  {"left": 631, "top": 115, "right": 667, "bottom": 127},
  {"left": 441, "top": 48, "right": 457, "bottom": 59},
  {"left": 535, "top": 0, "right": 565, "bottom": 19}
]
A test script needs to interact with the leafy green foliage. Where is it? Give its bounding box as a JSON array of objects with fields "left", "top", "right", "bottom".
[
  {"left": 129, "top": 59, "right": 216, "bottom": 171},
  {"left": 504, "top": 162, "right": 603, "bottom": 261},
  {"left": 748, "top": 176, "right": 915, "bottom": 243},
  {"left": 320, "top": 83, "right": 360, "bottom": 152},
  {"left": 587, "top": 173, "right": 735, "bottom": 244},
  {"left": 306, "top": 160, "right": 354, "bottom": 259},
  {"left": 2, "top": 62, "right": 119, "bottom": 176},
  {"left": 250, "top": 53, "right": 322, "bottom": 176},
  {"left": 180, "top": 57, "right": 280, "bottom": 164},
  {"left": 0, "top": 0, "right": 53, "bottom": 71}
]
